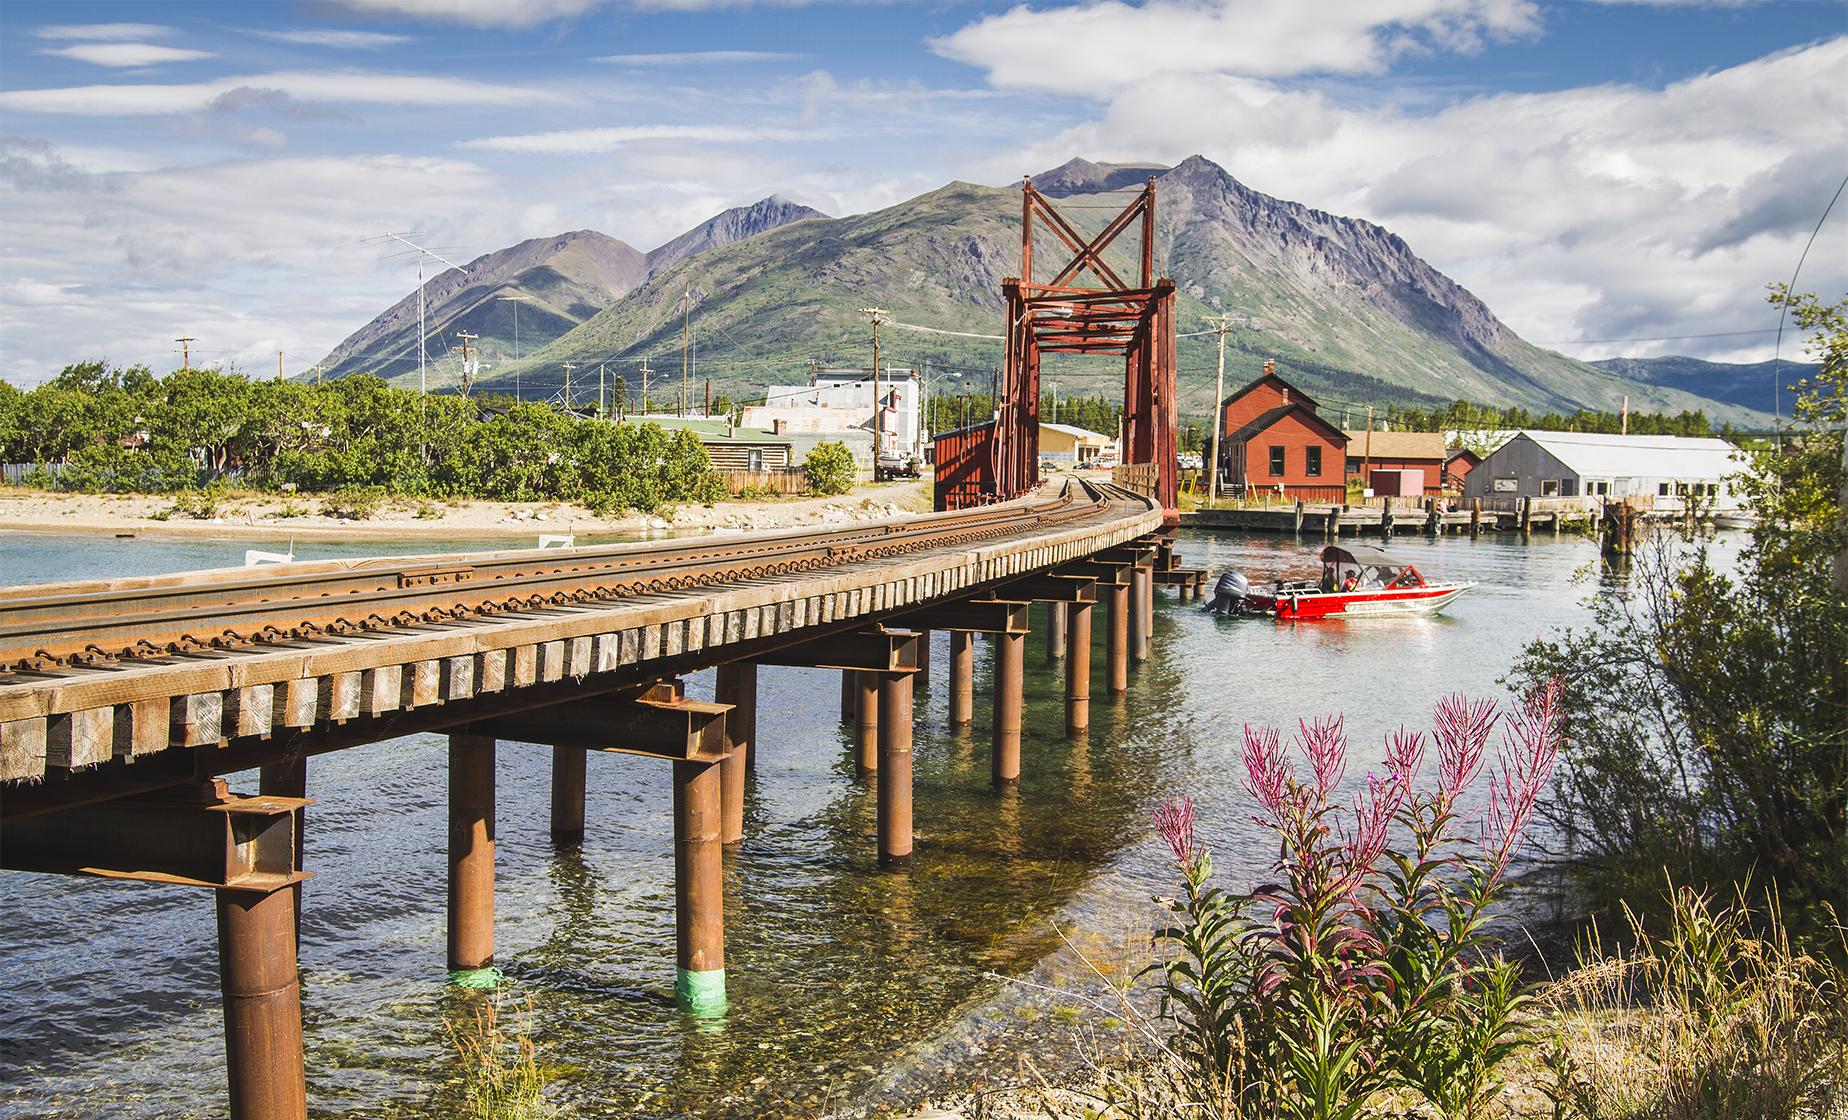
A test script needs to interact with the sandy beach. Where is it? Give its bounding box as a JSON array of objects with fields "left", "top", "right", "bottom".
[{"left": 0, "top": 480, "right": 937, "bottom": 542}]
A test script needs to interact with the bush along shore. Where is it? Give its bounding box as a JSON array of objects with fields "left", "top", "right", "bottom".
[
  {"left": 0, "top": 362, "right": 738, "bottom": 515},
  {"left": 910, "top": 289, "right": 1848, "bottom": 1120}
]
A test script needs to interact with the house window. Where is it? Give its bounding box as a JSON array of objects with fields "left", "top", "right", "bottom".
[
  {"left": 1561, "top": 478, "right": 1578, "bottom": 497},
  {"left": 747, "top": 448, "right": 764, "bottom": 471},
  {"left": 1541, "top": 478, "right": 1560, "bottom": 497},
  {"left": 1659, "top": 482, "right": 1671, "bottom": 496},
  {"left": 1268, "top": 445, "right": 1285, "bottom": 476},
  {"left": 1305, "top": 446, "right": 1322, "bottom": 476}
]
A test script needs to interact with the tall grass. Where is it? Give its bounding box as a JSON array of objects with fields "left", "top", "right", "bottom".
[
  {"left": 443, "top": 992, "right": 554, "bottom": 1120},
  {"left": 1539, "top": 885, "right": 1848, "bottom": 1120}
]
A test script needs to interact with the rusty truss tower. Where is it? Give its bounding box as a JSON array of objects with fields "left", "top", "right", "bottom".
[{"left": 934, "top": 176, "right": 1179, "bottom": 519}]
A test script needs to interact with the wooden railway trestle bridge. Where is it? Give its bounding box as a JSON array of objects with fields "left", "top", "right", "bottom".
[{"left": 0, "top": 481, "right": 1208, "bottom": 1119}]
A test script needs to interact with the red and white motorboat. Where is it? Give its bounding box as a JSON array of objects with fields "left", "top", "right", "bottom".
[{"left": 1221, "top": 544, "right": 1473, "bottom": 621}]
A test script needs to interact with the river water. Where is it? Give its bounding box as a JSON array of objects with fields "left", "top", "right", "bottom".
[{"left": 0, "top": 526, "right": 1610, "bottom": 1118}]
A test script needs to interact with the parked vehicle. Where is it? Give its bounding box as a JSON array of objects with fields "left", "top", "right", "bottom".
[{"left": 875, "top": 449, "right": 921, "bottom": 481}]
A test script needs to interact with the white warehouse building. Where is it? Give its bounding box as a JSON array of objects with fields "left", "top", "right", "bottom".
[
  {"left": 744, "top": 367, "right": 923, "bottom": 468},
  {"left": 1462, "top": 431, "right": 1747, "bottom": 511}
]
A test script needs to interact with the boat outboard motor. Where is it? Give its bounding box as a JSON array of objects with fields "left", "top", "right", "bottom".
[{"left": 1206, "top": 568, "right": 1250, "bottom": 616}]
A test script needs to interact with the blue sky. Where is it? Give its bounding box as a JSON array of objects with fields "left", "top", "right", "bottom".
[{"left": 1, "top": 0, "right": 1843, "bottom": 383}]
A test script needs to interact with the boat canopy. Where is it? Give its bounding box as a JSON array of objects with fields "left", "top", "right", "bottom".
[{"left": 1320, "top": 544, "right": 1403, "bottom": 568}]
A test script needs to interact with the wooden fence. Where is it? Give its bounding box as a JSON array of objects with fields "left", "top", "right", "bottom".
[{"left": 714, "top": 467, "right": 808, "bottom": 497}]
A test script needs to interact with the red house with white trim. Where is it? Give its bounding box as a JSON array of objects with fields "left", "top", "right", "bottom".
[{"left": 1215, "top": 362, "right": 1349, "bottom": 500}]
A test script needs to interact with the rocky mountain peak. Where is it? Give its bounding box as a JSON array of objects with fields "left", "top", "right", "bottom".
[{"left": 646, "top": 195, "right": 827, "bottom": 276}]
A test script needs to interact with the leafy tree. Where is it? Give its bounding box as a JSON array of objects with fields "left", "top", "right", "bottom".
[
  {"left": 1509, "top": 288, "right": 1846, "bottom": 924},
  {"left": 803, "top": 440, "right": 856, "bottom": 496}
]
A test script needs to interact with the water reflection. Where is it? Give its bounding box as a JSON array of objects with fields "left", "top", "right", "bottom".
[{"left": 0, "top": 528, "right": 1608, "bottom": 1118}]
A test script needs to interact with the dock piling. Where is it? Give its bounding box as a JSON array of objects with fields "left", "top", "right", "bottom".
[
  {"left": 447, "top": 734, "right": 496, "bottom": 975},
  {"left": 1470, "top": 498, "right": 1481, "bottom": 539},
  {"left": 1045, "top": 601, "right": 1066, "bottom": 662},
  {"left": 914, "top": 630, "right": 931, "bottom": 691}
]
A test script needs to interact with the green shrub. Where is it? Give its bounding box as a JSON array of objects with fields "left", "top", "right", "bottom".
[
  {"left": 320, "top": 485, "right": 384, "bottom": 520},
  {"left": 803, "top": 440, "right": 856, "bottom": 496}
]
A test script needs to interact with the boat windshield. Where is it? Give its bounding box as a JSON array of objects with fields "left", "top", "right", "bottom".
[{"left": 1320, "top": 558, "right": 1426, "bottom": 591}]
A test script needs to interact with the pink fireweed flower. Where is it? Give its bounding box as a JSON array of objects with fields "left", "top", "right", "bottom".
[
  {"left": 1299, "top": 715, "right": 1348, "bottom": 796},
  {"left": 1483, "top": 679, "right": 1563, "bottom": 880},
  {"left": 1340, "top": 770, "right": 1408, "bottom": 891},
  {"left": 1384, "top": 727, "right": 1427, "bottom": 786},
  {"left": 1433, "top": 692, "right": 1498, "bottom": 804},
  {"left": 1241, "top": 724, "right": 1291, "bottom": 818},
  {"left": 1153, "top": 794, "right": 1200, "bottom": 869}
]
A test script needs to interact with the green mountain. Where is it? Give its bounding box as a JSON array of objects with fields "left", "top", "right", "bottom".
[
  {"left": 318, "top": 229, "right": 648, "bottom": 382},
  {"left": 414, "top": 155, "right": 1773, "bottom": 426},
  {"left": 317, "top": 197, "right": 826, "bottom": 387},
  {"left": 1591, "top": 355, "right": 1818, "bottom": 420}
]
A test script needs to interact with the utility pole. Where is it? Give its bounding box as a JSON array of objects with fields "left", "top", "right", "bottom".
[
  {"left": 385, "top": 233, "right": 466, "bottom": 399},
  {"left": 175, "top": 337, "right": 196, "bottom": 370},
  {"left": 455, "top": 331, "right": 477, "bottom": 398},
  {"left": 680, "top": 282, "right": 692, "bottom": 417},
  {"left": 640, "top": 355, "right": 652, "bottom": 415},
  {"left": 562, "top": 362, "right": 577, "bottom": 411},
  {"left": 861, "top": 307, "right": 889, "bottom": 467},
  {"left": 1206, "top": 315, "right": 1236, "bottom": 503},
  {"left": 496, "top": 294, "right": 526, "bottom": 401},
  {"left": 1363, "top": 405, "right": 1375, "bottom": 492},
  {"left": 598, "top": 363, "right": 606, "bottom": 419},
  {"left": 277, "top": 351, "right": 285, "bottom": 382},
  {"left": 1621, "top": 394, "right": 1630, "bottom": 436},
  {"left": 311, "top": 363, "right": 323, "bottom": 385}
]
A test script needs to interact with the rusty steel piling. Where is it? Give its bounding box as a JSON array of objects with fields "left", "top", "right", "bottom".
[
  {"left": 853, "top": 671, "right": 879, "bottom": 776},
  {"left": 672, "top": 757, "right": 726, "bottom": 1016},
  {"left": 217, "top": 885, "right": 307, "bottom": 1120},
  {"left": 876, "top": 671, "right": 915, "bottom": 870},
  {"left": 948, "top": 631, "right": 974, "bottom": 726},
  {"left": 447, "top": 734, "right": 495, "bottom": 974},
  {"left": 991, "top": 631, "right": 1024, "bottom": 787},
  {"left": 1066, "top": 600, "right": 1092, "bottom": 734},
  {"left": 550, "top": 746, "right": 586, "bottom": 845},
  {"left": 1106, "top": 581, "right": 1129, "bottom": 695}
]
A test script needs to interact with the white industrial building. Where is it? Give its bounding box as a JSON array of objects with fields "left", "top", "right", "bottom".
[
  {"left": 744, "top": 367, "right": 923, "bottom": 468},
  {"left": 1462, "top": 431, "right": 1747, "bottom": 511}
]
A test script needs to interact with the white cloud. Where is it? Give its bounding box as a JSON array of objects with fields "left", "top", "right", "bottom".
[
  {"left": 457, "top": 124, "right": 817, "bottom": 153},
  {"left": 933, "top": 0, "right": 1541, "bottom": 93},
  {"left": 0, "top": 147, "right": 517, "bottom": 383},
  {"left": 320, "top": 0, "right": 606, "bottom": 27},
  {"left": 0, "top": 70, "right": 571, "bottom": 116},
  {"left": 972, "top": 36, "right": 1848, "bottom": 361},
  {"left": 594, "top": 50, "right": 803, "bottom": 65},
  {"left": 34, "top": 23, "right": 173, "bottom": 40},
  {"left": 39, "top": 43, "right": 218, "bottom": 68},
  {"left": 251, "top": 29, "right": 414, "bottom": 49}
]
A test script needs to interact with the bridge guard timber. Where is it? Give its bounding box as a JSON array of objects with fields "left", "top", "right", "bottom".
[{"left": 937, "top": 177, "right": 1179, "bottom": 520}]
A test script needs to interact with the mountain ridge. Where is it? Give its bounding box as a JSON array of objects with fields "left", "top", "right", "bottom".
[
  {"left": 479, "top": 155, "right": 1769, "bottom": 424},
  {"left": 315, "top": 196, "right": 827, "bottom": 380}
]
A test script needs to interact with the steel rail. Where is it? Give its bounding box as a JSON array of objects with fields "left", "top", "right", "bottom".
[{"left": 1, "top": 483, "right": 1130, "bottom": 673}]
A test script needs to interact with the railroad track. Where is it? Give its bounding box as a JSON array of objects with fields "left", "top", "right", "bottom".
[{"left": 1, "top": 482, "right": 1129, "bottom": 675}]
